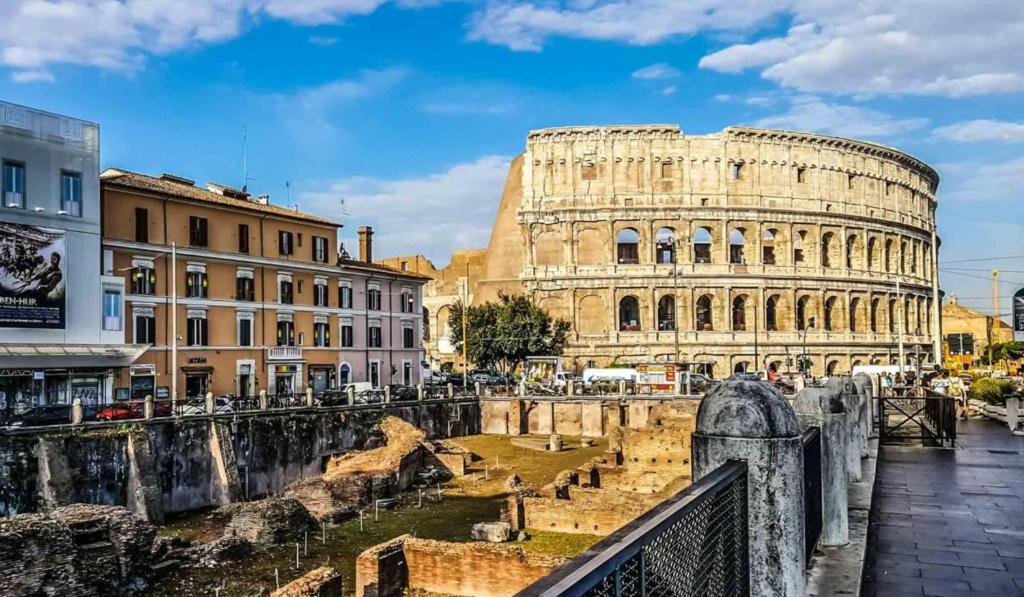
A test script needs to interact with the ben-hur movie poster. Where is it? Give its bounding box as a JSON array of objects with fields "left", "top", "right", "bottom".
[{"left": 0, "top": 221, "right": 66, "bottom": 329}]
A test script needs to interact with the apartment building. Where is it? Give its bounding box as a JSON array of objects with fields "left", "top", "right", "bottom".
[
  {"left": 0, "top": 100, "right": 140, "bottom": 412},
  {"left": 100, "top": 169, "right": 428, "bottom": 400}
]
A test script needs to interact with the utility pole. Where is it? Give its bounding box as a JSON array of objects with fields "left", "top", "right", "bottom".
[
  {"left": 896, "top": 276, "right": 905, "bottom": 375},
  {"left": 462, "top": 261, "right": 469, "bottom": 389},
  {"left": 753, "top": 290, "right": 760, "bottom": 372},
  {"left": 673, "top": 254, "right": 679, "bottom": 362},
  {"left": 171, "top": 242, "right": 178, "bottom": 411},
  {"left": 990, "top": 270, "right": 999, "bottom": 368}
]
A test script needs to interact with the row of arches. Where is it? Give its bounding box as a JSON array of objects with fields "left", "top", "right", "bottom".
[{"left": 535, "top": 224, "right": 932, "bottom": 278}]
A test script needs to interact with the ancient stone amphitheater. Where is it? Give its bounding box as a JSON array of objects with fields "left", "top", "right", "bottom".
[{"left": 408, "top": 125, "right": 941, "bottom": 377}]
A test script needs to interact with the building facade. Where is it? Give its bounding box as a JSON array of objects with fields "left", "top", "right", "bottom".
[
  {"left": 0, "top": 100, "right": 141, "bottom": 411},
  {"left": 406, "top": 125, "right": 942, "bottom": 377},
  {"left": 101, "top": 169, "right": 427, "bottom": 399},
  {"left": 942, "top": 296, "right": 1013, "bottom": 369}
]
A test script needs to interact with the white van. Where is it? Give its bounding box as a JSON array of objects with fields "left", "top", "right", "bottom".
[{"left": 582, "top": 368, "right": 638, "bottom": 388}]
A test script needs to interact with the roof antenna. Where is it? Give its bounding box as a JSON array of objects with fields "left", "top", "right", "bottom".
[{"left": 240, "top": 125, "right": 257, "bottom": 193}]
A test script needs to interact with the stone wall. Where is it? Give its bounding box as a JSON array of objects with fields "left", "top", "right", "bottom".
[
  {"left": 480, "top": 397, "right": 696, "bottom": 439},
  {"left": 523, "top": 492, "right": 647, "bottom": 535},
  {"left": 270, "top": 566, "right": 343, "bottom": 597},
  {"left": 0, "top": 400, "right": 480, "bottom": 521}
]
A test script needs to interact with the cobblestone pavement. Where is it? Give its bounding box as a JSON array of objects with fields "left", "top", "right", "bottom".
[{"left": 862, "top": 418, "right": 1024, "bottom": 596}]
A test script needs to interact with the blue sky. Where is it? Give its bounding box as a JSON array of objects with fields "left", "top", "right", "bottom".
[{"left": 1, "top": 0, "right": 1022, "bottom": 323}]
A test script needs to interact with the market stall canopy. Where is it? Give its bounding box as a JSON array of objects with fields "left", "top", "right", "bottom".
[{"left": 0, "top": 344, "right": 148, "bottom": 368}]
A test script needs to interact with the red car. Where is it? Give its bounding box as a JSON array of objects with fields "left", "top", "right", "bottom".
[{"left": 95, "top": 400, "right": 171, "bottom": 421}]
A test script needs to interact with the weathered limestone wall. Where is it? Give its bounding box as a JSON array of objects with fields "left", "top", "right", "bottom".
[
  {"left": 270, "top": 566, "right": 343, "bottom": 597},
  {"left": 480, "top": 397, "right": 699, "bottom": 440},
  {"left": 0, "top": 400, "right": 480, "bottom": 521},
  {"left": 523, "top": 492, "right": 647, "bottom": 535}
]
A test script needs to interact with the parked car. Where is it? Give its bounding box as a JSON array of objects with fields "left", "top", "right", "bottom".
[
  {"left": 96, "top": 400, "right": 171, "bottom": 421},
  {"left": 316, "top": 390, "right": 350, "bottom": 407},
  {"left": 7, "top": 405, "right": 77, "bottom": 427}
]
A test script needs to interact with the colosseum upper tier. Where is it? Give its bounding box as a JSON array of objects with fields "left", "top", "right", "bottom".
[{"left": 390, "top": 125, "right": 942, "bottom": 378}]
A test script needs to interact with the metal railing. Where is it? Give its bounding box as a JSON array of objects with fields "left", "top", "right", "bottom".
[
  {"left": 802, "top": 427, "right": 822, "bottom": 567},
  {"left": 518, "top": 460, "right": 749, "bottom": 597},
  {"left": 875, "top": 386, "right": 957, "bottom": 446}
]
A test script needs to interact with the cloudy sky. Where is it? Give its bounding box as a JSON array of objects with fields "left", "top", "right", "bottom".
[{"left": 2, "top": 0, "right": 1023, "bottom": 321}]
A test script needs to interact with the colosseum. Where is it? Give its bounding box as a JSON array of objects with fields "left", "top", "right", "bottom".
[{"left": 383, "top": 125, "right": 942, "bottom": 378}]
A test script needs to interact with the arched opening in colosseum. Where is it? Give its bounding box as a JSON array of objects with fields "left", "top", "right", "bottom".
[
  {"left": 696, "top": 295, "right": 714, "bottom": 331},
  {"left": 827, "top": 360, "right": 840, "bottom": 376},
  {"left": 850, "top": 297, "right": 868, "bottom": 332},
  {"left": 534, "top": 230, "right": 563, "bottom": 267},
  {"left": 729, "top": 229, "right": 746, "bottom": 264},
  {"left": 655, "top": 228, "right": 676, "bottom": 264},
  {"left": 576, "top": 228, "right": 605, "bottom": 266},
  {"left": 884, "top": 239, "right": 894, "bottom": 272},
  {"left": 796, "top": 295, "right": 813, "bottom": 331},
  {"left": 734, "top": 361, "right": 751, "bottom": 373},
  {"left": 824, "top": 296, "right": 839, "bottom": 331},
  {"left": 870, "top": 298, "right": 880, "bottom": 333},
  {"left": 657, "top": 295, "right": 676, "bottom": 330},
  {"left": 904, "top": 298, "right": 912, "bottom": 334},
  {"left": 914, "top": 299, "right": 923, "bottom": 334},
  {"left": 539, "top": 296, "right": 566, "bottom": 321},
  {"left": 867, "top": 238, "right": 879, "bottom": 270},
  {"left": 769, "top": 360, "right": 782, "bottom": 374},
  {"left": 888, "top": 299, "right": 897, "bottom": 333},
  {"left": 900, "top": 241, "right": 908, "bottom": 274},
  {"left": 731, "top": 295, "right": 748, "bottom": 331},
  {"left": 762, "top": 229, "right": 777, "bottom": 265},
  {"left": 693, "top": 227, "right": 712, "bottom": 263},
  {"left": 577, "top": 295, "right": 606, "bottom": 334},
  {"left": 910, "top": 243, "right": 918, "bottom": 274},
  {"left": 793, "top": 230, "right": 807, "bottom": 265},
  {"left": 765, "top": 295, "right": 779, "bottom": 331},
  {"left": 846, "top": 235, "right": 863, "bottom": 270},
  {"left": 437, "top": 305, "right": 452, "bottom": 339},
  {"left": 617, "top": 228, "right": 640, "bottom": 264},
  {"left": 821, "top": 232, "right": 836, "bottom": 268},
  {"left": 618, "top": 296, "right": 641, "bottom": 331}
]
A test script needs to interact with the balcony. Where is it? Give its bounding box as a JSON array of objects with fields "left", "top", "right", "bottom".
[{"left": 267, "top": 346, "right": 303, "bottom": 361}]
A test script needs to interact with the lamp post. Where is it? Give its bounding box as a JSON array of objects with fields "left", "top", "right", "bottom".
[
  {"left": 171, "top": 242, "right": 178, "bottom": 412},
  {"left": 802, "top": 316, "right": 816, "bottom": 376}
]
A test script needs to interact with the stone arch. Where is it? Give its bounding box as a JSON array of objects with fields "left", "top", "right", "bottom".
[
  {"left": 867, "top": 237, "right": 880, "bottom": 271},
  {"left": 733, "top": 361, "right": 751, "bottom": 374},
  {"left": 577, "top": 294, "right": 607, "bottom": 334},
  {"left": 655, "top": 227, "right": 676, "bottom": 264},
  {"left": 870, "top": 298, "right": 881, "bottom": 333},
  {"left": 884, "top": 239, "right": 895, "bottom": 273},
  {"left": 436, "top": 304, "right": 453, "bottom": 338},
  {"left": 900, "top": 240, "right": 908, "bottom": 273},
  {"left": 888, "top": 298, "right": 897, "bottom": 333},
  {"left": 765, "top": 294, "right": 781, "bottom": 331},
  {"left": 824, "top": 295, "right": 840, "bottom": 331},
  {"left": 695, "top": 294, "right": 714, "bottom": 331},
  {"left": 762, "top": 229, "right": 778, "bottom": 265},
  {"left": 693, "top": 227, "right": 713, "bottom": 264},
  {"left": 534, "top": 229, "right": 563, "bottom": 267},
  {"left": 616, "top": 228, "right": 640, "bottom": 264},
  {"left": 731, "top": 295, "right": 747, "bottom": 331},
  {"left": 821, "top": 231, "right": 838, "bottom": 268},
  {"left": 729, "top": 228, "right": 746, "bottom": 264},
  {"left": 846, "top": 234, "right": 863, "bottom": 270},
  {"left": 793, "top": 230, "right": 808, "bottom": 265},
  {"left": 796, "top": 294, "right": 816, "bottom": 331},
  {"left": 657, "top": 294, "right": 676, "bottom": 330},
  {"left": 850, "top": 297, "right": 868, "bottom": 333},
  {"left": 826, "top": 359, "right": 840, "bottom": 376},
  {"left": 576, "top": 227, "right": 605, "bottom": 266},
  {"left": 538, "top": 295, "right": 567, "bottom": 320},
  {"left": 618, "top": 295, "right": 641, "bottom": 331}
]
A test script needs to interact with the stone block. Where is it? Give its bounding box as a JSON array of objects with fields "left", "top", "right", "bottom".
[{"left": 471, "top": 521, "right": 511, "bottom": 542}]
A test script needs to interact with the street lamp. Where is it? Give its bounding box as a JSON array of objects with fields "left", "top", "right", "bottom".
[{"left": 802, "top": 316, "right": 816, "bottom": 375}]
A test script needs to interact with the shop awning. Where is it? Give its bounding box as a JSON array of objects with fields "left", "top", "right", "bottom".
[{"left": 0, "top": 344, "right": 148, "bottom": 368}]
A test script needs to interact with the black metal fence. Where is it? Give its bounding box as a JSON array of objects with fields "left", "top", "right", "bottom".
[
  {"left": 801, "top": 426, "right": 823, "bottom": 567},
  {"left": 875, "top": 386, "right": 957, "bottom": 446},
  {"left": 518, "top": 460, "right": 749, "bottom": 597}
]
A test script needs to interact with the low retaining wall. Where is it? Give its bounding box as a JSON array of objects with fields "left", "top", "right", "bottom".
[
  {"left": 0, "top": 399, "right": 480, "bottom": 521},
  {"left": 480, "top": 397, "right": 700, "bottom": 438}
]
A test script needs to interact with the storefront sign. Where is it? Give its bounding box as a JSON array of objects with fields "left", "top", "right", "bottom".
[
  {"left": 0, "top": 222, "right": 66, "bottom": 329},
  {"left": 131, "top": 364, "right": 156, "bottom": 376},
  {"left": 1014, "top": 288, "right": 1024, "bottom": 342},
  {"left": 187, "top": 356, "right": 207, "bottom": 364},
  {"left": 32, "top": 370, "right": 44, "bottom": 380},
  {"left": 274, "top": 365, "right": 297, "bottom": 374}
]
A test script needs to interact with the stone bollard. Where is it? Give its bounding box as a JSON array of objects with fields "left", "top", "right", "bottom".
[
  {"left": 618, "top": 379, "right": 626, "bottom": 396},
  {"left": 826, "top": 376, "right": 863, "bottom": 483},
  {"left": 692, "top": 377, "right": 806, "bottom": 597},
  {"left": 475, "top": 381, "right": 482, "bottom": 396},
  {"left": 144, "top": 395, "right": 154, "bottom": 420},
  {"left": 259, "top": 389, "right": 268, "bottom": 410},
  {"left": 1007, "top": 396, "right": 1020, "bottom": 432},
  {"left": 447, "top": 383, "right": 454, "bottom": 399},
  {"left": 852, "top": 373, "right": 873, "bottom": 456},
  {"left": 71, "top": 398, "right": 83, "bottom": 425},
  {"left": 347, "top": 386, "right": 355, "bottom": 405},
  {"left": 549, "top": 434, "right": 562, "bottom": 452},
  {"left": 306, "top": 387, "right": 314, "bottom": 408},
  {"left": 385, "top": 385, "right": 391, "bottom": 403},
  {"left": 417, "top": 384, "right": 424, "bottom": 401},
  {"left": 205, "top": 392, "right": 215, "bottom": 415},
  {"left": 518, "top": 381, "right": 526, "bottom": 397},
  {"left": 794, "top": 387, "right": 849, "bottom": 546},
  {"left": 567, "top": 380, "right": 575, "bottom": 397}
]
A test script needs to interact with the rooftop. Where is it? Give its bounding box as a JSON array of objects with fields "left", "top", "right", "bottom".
[{"left": 101, "top": 168, "right": 340, "bottom": 227}]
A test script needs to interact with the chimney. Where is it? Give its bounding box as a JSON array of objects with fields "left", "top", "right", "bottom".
[
  {"left": 358, "top": 226, "right": 373, "bottom": 263},
  {"left": 257, "top": 194, "right": 270, "bottom": 205}
]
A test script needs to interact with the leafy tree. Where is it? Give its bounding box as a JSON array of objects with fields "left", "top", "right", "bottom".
[
  {"left": 448, "top": 293, "right": 571, "bottom": 376},
  {"left": 981, "top": 341, "right": 1024, "bottom": 365}
]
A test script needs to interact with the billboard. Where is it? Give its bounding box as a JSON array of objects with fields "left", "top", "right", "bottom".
[
  {"left": 1014, "top": 288, "right": 1024, "bottom": 342},
  {"left": 0, "top": 221, "right": 66, "bottom": 328}
]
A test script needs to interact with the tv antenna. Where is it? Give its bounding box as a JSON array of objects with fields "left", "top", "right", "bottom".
[{"left": 240, "top": 125, "right": 257, "bottom": 192}]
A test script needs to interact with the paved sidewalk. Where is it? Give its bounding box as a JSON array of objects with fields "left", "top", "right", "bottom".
[{"left": 862, "top": 418, "right": 1024, "bottom": 596}]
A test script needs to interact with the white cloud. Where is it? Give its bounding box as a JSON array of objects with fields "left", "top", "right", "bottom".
[
  {"left": 661, "top": 85, "right": 676, "bottom": 96},
  {"left": 10, "top": 68, "right": 54, "bottom": 83},
  {"left": 932, "top": 120, "right": 1024, "bottom": 144},
  {"left": 713, "top": 94, "right": 732, "bottom": 102},
  {"left": 300, "top": 156, "right": 512, "bottom": 261},
  {"left": 754, "top": 96, "right": 928, "bottom": 139},
  {"left": 0, "top": 0, "right": 423, "bottom": 80},
  {"left": 309, "top": 35, "right": 340, "bottom": 46},
  {"left": 632, "top": 62, "right": 679, "bottom": 80},
  {"left": 937, "top": 158, "right": 1024, "bottom": 203}
]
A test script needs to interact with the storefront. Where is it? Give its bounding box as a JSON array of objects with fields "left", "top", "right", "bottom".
[
  {"left": 129, "top": 363, "right": 156, "bottom": 400},
  {"left": 307, "top": 365, "right": 336, "bottom": 394},
  {"left": 270, "top": 364, "right": 300, "bottom": 396}
]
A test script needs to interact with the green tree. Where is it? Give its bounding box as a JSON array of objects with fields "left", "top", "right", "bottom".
[
  {"left": 981, "top": 341, "right": 1024, "bottom": 365},
  {"left": 448, "top": 293, "right": 571, "bottom": 376}
]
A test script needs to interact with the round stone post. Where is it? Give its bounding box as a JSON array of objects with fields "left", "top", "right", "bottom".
[
  {"left": 384, "top": 385, "right": 392, "bottom": 403},
  {"left": 826, "top": 376, "right": 862, "bottom": 482},
  {"left": 259, "top": 389, "right": 268, "bottom": 410},
  {"left": 205, "top": 392, "right": 215, "bottom": 415},
  {"left": 447, "top": 382, "right": 454, "bottom": 398},
  {"left": 852, "top": 373, "right": 873, "bottom": 456},
  {"left": 794, "top": 387, "right": 849, "bottom": 546},
  {"left": 71, "top": 398, "right": 84, "bottom": 425},
  {"left": 305, "top": 387, "right": 314, "bottom": 408},
  {"left": 692, "top": 377, "right": 806, "bottom": 597},
  {"left": 346, "top": 386, "right": 355, "bottom": 405},
  {"left": 416, "top": 384, "right": 424, "bottom": 401},
  {"left": 618, "top": 379, "right": 626, "bottom": 396},
  {"left": 1007, "top": 396, "right": 1020, "bottom": 432},
  {"left": 144, "top": 395, "right": 155, "bottom": 420},
  {"left": 475, "top": 381, "right": 482, "bottom": 396}
]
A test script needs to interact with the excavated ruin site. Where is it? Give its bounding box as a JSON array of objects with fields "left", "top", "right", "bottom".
[{"left": 0, "top": 399, "right": 698, "bottom": 596}]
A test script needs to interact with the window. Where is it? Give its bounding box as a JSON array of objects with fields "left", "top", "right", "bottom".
[
  {"left": 133, "top": 308, "right": 156, "bottom": 344},
  {"left": 131, "top": 265, "right": 156, "bottom": 295},
  {"left": 731, "top": 296, "right": 746, "bottom": 331},
  {"left": 616, "top": 228, "right": 640, "bottom": 264},
  {"left": 731, "top": 163, "right": 743, "bottom": 180},
  {"left": 693, "top": 227, "right": 712, "bottom": 263},
  {"left": 279, "top": 279, "right": 293, "bottom": 304},
  {"left": 794, "top": 231, "right": 806, "bottom": 265},
  {"left": 312, "top": 236, "right": 328, "bottom": 263},
  {"left": 820, "top": 232, "right": 834, "bottom": 268},
  {"left": 238, "top": 224, "right": 250, "bottom": 254},
  {"left": 824, "top": 297, "right": 837, "bottom": 331},
  {"left": 847, "top": 174, "right": 856, "bottom": 190},
  {"left": 796, "top": 167, "right": 807, "bottom": 183},
  {"left": 61, "top": 171, "right": 82, "bottom": 216},
  {"left": 187, "top": 311, "right": 208, "bottom": 346},
  {"left": 340, "top": 363, "right": 351, "bottom": 385},
  {"left": 277, "top": 319, "right": 295, "bottom": 346},
  {"left": 696, "top": 295, "right": 713, "bottom": 331},
  {"left": 656, "top": 228, "right": 675, "bottom": 264},
  {"left": 314, "top": 280, "right": 328, "bottom": 307},
  {"left": 660, "top": 161, "right": 672, "bottom": 178},
  {"left": 186, "top": 268, "right": 207, "bottom": 298},
  {"left": 846, "top": 235, "right": 857, "bottom": 270},
  {"left": 279, "top": 231, "right": 294, "bottom": 255},
  {"left": 762, "top": 230, "right": 777, "bottom": 265},
  {"left": 314, "top": 321, "right": 330, "bottom": 347},
  {"left": 236, "top": 275, "right": 254, "bottom": 301},
  {"left": 341, "top": 320, "right": 354, "bottom": 347},
  {"left": 237, "top": 313, "right": 253, "bottom": 347},
  {"left": 188, "top": 216, "right": 208, "bottom": 247},
  {"left": 367, "top": 286, "right": 382, "bottom": 311},
  {"left": 849, "top": 298, "right": 860, "bottom": 333},
  {"left": 401, "top": 288, "right": 414, "bottom": 313},
  {"left": 403, "top": 323, "right": 415, "bottom": 348},
  {"left": 2, "top": 161, "right": 25, "bottom": 208},
  {"left": 765, "top": 295, "right": 778, "bottom": 331},
  {"left": 134, "top": 208, "right": 148, "bottom": 243},
  {"left": 888, "top": 299, "right": 897, "bottom": 333},
  {"left": 797, "top": 296, "right": 812, "bottom": 331},
  {"left": 339, "top": 283, "right": 353, "bottom": 308},
  {"left": 657, "top": 295, "right": 675, "bottom": 331},
  {"left": 870, "top": 299, "right": 880, "bottom": 333},
  {"left": 403, "top": 360, "right": 413, "bottom": 385},
  {"left": 370, "top": 361, "right": 380, "bottom": 388},
  {"left": 618, "top": 296, "right": 640, "bottom": 331},
  {"left": 102, "top": 289, "right": 122, "bottom": 331},
  {"left": 369, "top": 322, "right": 382, "bottom": 347},
  {"left": 729, "top": 229, "right": 745, "bottom": 264}
]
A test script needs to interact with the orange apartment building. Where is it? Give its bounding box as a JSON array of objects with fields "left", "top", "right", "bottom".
[{"left": 100, "top": 169, "right": 428, "bottom": 400}]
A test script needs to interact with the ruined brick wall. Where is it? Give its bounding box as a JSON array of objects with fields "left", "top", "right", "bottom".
[
  {"left": 0, "top": 514, "right": 93, "bottom": 595},
  {"left": 523, "top": 493, "right": 648, "bottom": 535},
  {"left": 404, "top": 537, "right": 565, "bottom": 597},
  {"left": 355, "top": 535, "right": 408, "bottom": 597},
  {"left": 270, "top": 566, "right": 342, "bottom": 597}
]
